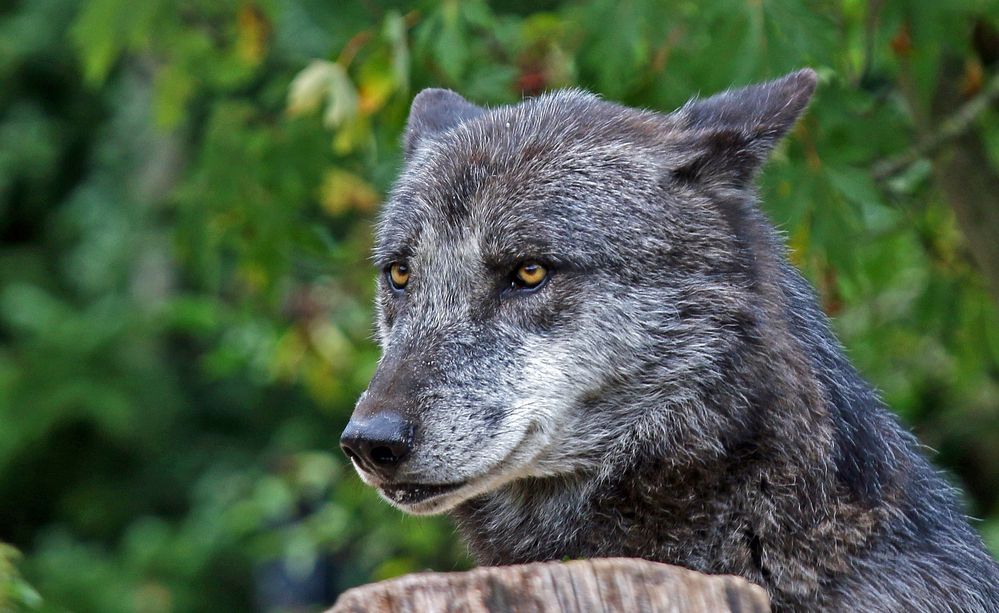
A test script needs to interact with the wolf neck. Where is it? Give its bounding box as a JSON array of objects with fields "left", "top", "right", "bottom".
[{"left": 451, "top": 248, "right": 927, "bottom": 609}]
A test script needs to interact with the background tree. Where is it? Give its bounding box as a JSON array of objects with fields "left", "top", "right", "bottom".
[{"left": 0, "top": 1, "right": 997, "bottom": 611}]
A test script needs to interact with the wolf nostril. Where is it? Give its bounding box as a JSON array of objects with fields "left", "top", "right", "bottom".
[
  {"left": 341, "top": 445, "right": 364, "bottom": 467},
  {"left": 370, "top": 444, "right": 403, "bottom": 465},
  {"left": 340, "top": 411, "right": 413, "bottom": 477}
]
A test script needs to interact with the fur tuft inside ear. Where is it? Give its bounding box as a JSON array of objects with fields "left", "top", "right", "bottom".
[
  {"left": 403, "top": 89, "right": 485, "bottom": 158},
  {"left": 672, "top": 69, "right": 817, "bottom": 186}
]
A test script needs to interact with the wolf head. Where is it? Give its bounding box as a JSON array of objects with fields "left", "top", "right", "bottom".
[{"left": 341, "top": 70, "right": 817, "bottom": 515}]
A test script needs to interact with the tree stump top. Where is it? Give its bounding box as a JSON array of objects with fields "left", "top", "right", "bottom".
[{"left": 329, "top": 558, "right": 770, "bottom": 613}]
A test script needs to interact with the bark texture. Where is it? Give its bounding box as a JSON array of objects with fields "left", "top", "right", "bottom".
[{"left": 328, "top": 558, "right": 770, "bottom": 613}]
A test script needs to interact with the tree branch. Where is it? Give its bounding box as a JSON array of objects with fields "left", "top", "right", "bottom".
[{"left": 872, "top": 70, "right": 999, "bottom": 181}]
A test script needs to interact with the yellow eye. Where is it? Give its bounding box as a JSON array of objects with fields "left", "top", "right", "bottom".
[
  {"left": 514, "top": 262, "right": 548, "bottom": 289},
  {"left": 388, "top": 262, "right": 410, "bottom": 289}
]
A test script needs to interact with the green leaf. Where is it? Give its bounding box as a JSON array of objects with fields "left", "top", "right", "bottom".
[
  {"left": 384, "top": 10, "right": 410, "bottom": 94},
  {"left": 153, "top": 64, "right": 195, "bottom": 129},
  {"left": 70, "top": 0, "right": 166, "bottom": 86}
]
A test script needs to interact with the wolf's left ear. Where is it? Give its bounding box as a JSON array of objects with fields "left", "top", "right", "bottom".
[
  {"left": 403, "top": 88, "right": 485, "bottom": 159},
  {"left": 670, "top": 69, "right": 817, "bottom": 186}
]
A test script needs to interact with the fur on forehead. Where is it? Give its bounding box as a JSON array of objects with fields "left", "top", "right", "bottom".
[
  {"left": 376, "top": 90, "right": 671, "bottom": 266},
  {"left": 375, "top": 71, "right": 817, "bottom": 265},
  {"left": 402, "top": 87, "right": 668, "bottom": 166}
]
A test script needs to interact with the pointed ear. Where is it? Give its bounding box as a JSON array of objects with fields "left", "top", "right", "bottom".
[
  {"left": 671, "top": 69, "right": 817, "bottom": 186},
  {"left": 403, "top": 88, "right": 485, "bottom": 158}
]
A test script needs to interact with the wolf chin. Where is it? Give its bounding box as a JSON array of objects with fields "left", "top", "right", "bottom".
[{"left": 339, "top": 69, "right": 999, "bottom": 611}]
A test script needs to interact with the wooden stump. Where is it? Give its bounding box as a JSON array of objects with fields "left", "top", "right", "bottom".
[{"left": 328, "top": 558, "right": 769, "bottom": 612}]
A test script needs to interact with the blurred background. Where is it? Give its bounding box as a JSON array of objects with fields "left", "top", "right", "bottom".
[{"left": 1, "top": 0, "right": 998, "bottom": 610}]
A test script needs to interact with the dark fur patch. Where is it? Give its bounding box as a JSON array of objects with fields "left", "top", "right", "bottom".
[{"left": 747, "top": 529, "right": 772, "bottom": 583}]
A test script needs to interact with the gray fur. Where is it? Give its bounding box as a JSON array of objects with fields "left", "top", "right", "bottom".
[{"left": 345, "top": 70, "right": 999, "bottom": 611}]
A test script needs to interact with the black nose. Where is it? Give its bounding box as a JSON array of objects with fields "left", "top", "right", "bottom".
[{"left": 340, "top": 412, "right": 414, "bottom": 478}]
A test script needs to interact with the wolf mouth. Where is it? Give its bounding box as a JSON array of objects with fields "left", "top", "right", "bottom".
[
  {"left": 379, "top": 425, "right": 550, "bottom": 514},
  {"left": 380, "top": 481, "right": 467, "bottom": 505}
]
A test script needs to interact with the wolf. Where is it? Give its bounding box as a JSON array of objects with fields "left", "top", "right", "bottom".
[{"left": 339, "top": 69, "right": 999, "bottom": 611}]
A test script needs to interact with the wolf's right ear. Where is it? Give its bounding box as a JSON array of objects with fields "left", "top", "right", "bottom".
[
  {"left": 403, "top": 89, "right": 484, "bottom": 159},
  {"left": 669, "top": 69, "right": 817, "bottom": 187}
]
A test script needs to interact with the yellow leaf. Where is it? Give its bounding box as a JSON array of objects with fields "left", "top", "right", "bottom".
[
  {"left": 318, "top": 169, "right": 380, "bottom": 216},
  {"left": 332, "top": 117, "right": 370, "bottom": 155},
  {"left": 236, "top": 4, "right": 270, "bottom": 66},
  {"left": 309, "top": 321, "right": 351, "bottom": 369},
  {"left": 788, "top": 223, "right": 810, "bottom": 269},
  {"left": 357, "top": 67, "right": 396, "bottom": 115},
  {"left": 303, "top": 359, "right": 340, "bottom": 406}
]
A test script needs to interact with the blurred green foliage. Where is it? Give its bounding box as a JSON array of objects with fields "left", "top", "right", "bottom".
[
  {"left": 1, "top": 0, "right": 997, "bottom": 610},
  {"left": 1, "top": 544, "right": 41, "bottom": 611}
]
